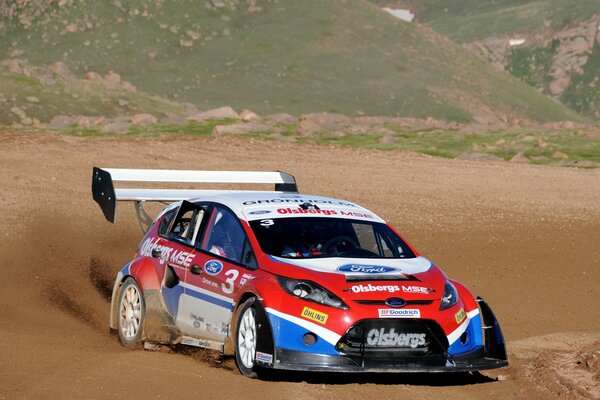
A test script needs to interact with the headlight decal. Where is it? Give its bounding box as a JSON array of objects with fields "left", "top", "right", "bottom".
[{"left": 439, "top": 281, "right": 459, "bottom": 310}]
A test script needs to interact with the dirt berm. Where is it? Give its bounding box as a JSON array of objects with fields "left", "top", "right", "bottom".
[{"left": 1, "top": 132, "right": 599, "bottom": 399}]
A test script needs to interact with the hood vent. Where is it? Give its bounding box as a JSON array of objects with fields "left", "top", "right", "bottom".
[{"left": 345, "top": 274, "right": 420, "bottom": 282}]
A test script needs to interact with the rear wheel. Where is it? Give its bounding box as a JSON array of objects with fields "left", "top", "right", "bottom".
[
  {"left": 117, "top": 277, "right": 145, "bottom": 348},
  {"left": 235, "top": 298, "right": 259, "bottom": 378}
]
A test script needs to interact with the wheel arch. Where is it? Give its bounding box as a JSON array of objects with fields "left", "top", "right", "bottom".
[
  {"left": 225, "top": 290, "right": 275, "bottom": 361},
  {"left": 109, "top": 271, "right": 131, "bottom": 331},
  {"left": 109, "top": 258, "right": 161, "bottom": 331}
]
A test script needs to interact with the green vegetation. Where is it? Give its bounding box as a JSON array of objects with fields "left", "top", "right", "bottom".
[
  {"left": 4, "top": 117, "right": 597, "bottom": 167},
  {"left": 252, "top": 127, "right": 600, "bottom": 167},
  {"left": 370, "top": 0, "right": 600, "bottom": 43},
  {"left": 509, "top": 40, "right": 558, "bottom": 90},
  {"left": 561, "top": 43, "right": 600, "bottom": 118},
  {"left": 0, "top": 63, "right": 189, "bottom": 124},
  {"left": 0, "top": 0, "right": 585, "bottom": 123},
  {"left": 57, "top": 120, "right": 224, "bottom": 137}
]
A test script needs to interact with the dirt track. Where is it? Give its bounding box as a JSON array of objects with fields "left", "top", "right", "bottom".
[{"left": 1, "top": 132, "right": 599, "bottom": 399}]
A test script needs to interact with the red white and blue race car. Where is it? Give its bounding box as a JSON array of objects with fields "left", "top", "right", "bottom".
[{"left": 92, "top": 167, "right": 507, "bottom": 377}]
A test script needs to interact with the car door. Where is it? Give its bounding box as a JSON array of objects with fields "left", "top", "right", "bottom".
[
  {"left": 180, "top": 204, "right": 258, "bottom": 346},
  {"left": 154, "top": 201, "right": 209, "bottom": 335}
]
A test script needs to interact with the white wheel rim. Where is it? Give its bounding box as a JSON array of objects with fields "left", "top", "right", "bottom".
[
  {"left": 238, "top": 308, "right": 257, "bottom": 369},
  {"left": 119, "top": 285, "right": 142, "bottom": 340}
]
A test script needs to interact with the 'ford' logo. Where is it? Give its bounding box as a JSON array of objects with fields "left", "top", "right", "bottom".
[
  {"left": 338, "top": 264, "right": 397, "bottom": 274},
  {"left": 385, "top": 297, "right": 407, "bottom": 307},
  {"left": 249, "top": 210, "right": 271, "bottom": 215},
  {"left": 204, "top": 260, "right": 223, "bottom": 276}
]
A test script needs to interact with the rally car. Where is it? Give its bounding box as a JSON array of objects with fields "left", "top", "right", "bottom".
[{"left": 92, "top": 167, "right": 507, "bottom": 377}]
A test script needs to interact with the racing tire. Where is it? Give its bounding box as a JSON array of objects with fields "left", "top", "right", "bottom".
[
  {"left": 235, "top": 297, "right": 261, "bottom": 378},
  {"left": 117, "top": 277, "right": 145, "bottom": 349}
]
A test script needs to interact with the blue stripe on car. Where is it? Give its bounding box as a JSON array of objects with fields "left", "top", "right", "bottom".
[{"left": 267, "top": 311, "right": 339, "bottom": 356}]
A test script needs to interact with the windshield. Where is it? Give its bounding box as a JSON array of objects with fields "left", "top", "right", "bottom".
[{"left": 249, "top": 217, "right": 416, "bottom": 259}]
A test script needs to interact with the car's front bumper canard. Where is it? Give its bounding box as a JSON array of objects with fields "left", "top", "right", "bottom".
[{"left": 270, "top": 347, "right": 508, "bottom": 373}]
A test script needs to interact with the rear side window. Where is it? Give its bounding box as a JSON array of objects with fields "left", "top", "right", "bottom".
[
  {"left": 158, "top": 209, "right": 176, "bottom": 236},
  {"left": 169, "top": 202, "right": 207, "bottom": 246}
]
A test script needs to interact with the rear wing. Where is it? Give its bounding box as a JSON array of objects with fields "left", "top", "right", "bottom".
[{"left": 91, "top": 167, "right": 298, "bottom": 230}]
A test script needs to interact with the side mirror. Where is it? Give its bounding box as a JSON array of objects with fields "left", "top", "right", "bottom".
[{"left": 151, "top": 248, "right": 162, "bottom": 258}]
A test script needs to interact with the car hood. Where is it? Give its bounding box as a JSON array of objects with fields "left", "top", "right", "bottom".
[{"left": 269, "top": 255, "right": 433, "bottom": 278}]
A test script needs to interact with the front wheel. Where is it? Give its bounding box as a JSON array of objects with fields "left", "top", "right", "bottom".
[
  {"left": 235, "top": 298, "right": 259, "bottom": 378},
  {"left": 117, "top": 277, "right": 145, "bottom": 348}
]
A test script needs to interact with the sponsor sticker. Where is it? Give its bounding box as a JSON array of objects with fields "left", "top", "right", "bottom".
[
  {"left": 204, "top": 260, "right": 223, "bottom": 276},
  {"left": 140, "top": 237, "right": 196, "bottom": 267},
  {"left": 221, "top": 322, "right": 229, "bottom": 335},
  {"left": 201, "top": 276, "right": 218, "bottom": 288},
  {"left": 182, "top": 337, "right": 211, "bottom": 348},
  {"left": 243, "top": 198, "right": 356, "bottom": 207},
  {"left": 249, "top": 210, "right": 271, "bottom": 215},
  {"left": 240, "top": 273, "right": 254, "bottom": 285},
  {"left": 277, "top": 207, "right": 338, "bottom": 216},
  {"left": 301, "top": 306, "right": 329, "bottom": 325},
  {"left": 339, "top": 210, "right": 373, "bottom": 219},
  {"left": 350, "top": 283, "right": 401, "bottom": 293},
  {"left": 455, "top": 308, "right": 466, "bottom": 324},
  {"left": 402, "top": 285, "right": 435, "bottom": 294},
  {"left": 366, "top": 328, "right": 427, "bottom": 348},
  {"left": 338, "top": 264, "right": 398, "bottom": 274},
  {"left": 255, "top": 351, "right": 274, "bottom": 364},
  {"left": 378, "top": 308, "right": 420, "bottom": 318}
]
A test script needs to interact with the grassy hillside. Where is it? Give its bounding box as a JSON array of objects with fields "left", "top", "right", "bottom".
[
  {"left": 0, "top": 61, "right": 190, "bottom": 125},
  {"left": 0, "top": 0, "right": 585, "bottom": 123},
  {"left": 370, "top": 0, "right": 600, "bottom": 43}
]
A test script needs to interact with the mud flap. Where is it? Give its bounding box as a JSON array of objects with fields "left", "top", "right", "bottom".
[
  {"left": 227, "top": 297, "right": 275, "bottom": 366},
  {"left": 477, "top": 297, "right": 508, "bottom": 361},
  {"left": 253, "top": 300, "right": 275, "bottom": 367}
]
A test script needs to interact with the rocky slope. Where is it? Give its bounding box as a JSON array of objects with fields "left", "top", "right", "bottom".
[{"left": 371, "top": 1, "right": 600, "bottom": 119}]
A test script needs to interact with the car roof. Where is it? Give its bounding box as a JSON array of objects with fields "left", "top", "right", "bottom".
[{"left": 166, "top": 191, "right": 386, "bottom": 223}]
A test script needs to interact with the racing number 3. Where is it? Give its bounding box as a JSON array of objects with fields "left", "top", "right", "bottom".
[{"left": 222, "top": 269, "right": 239, "bottom": 294}]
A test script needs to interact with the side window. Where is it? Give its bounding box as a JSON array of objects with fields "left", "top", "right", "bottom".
[
  {"left": 202, "top": 206, "right": 253, "bottom": 265},
  {"left": 158, "top": 209, "right": 177, "bottom": 236},
  {"left": 374, "top": 224, "right": 413, "bottom": 258},
  {"left": 168, "top": 201, "right": 206, "bottom": 246},
  {"left": 377, "top": 233, "right": 396, "bottom": 257}
]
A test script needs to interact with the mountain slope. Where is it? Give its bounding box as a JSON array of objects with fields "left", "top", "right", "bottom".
[
  {"left": 0, "top": 0, "right": 586, "bottom": 123},
  {"left": 371, "top": 0, "right": 600, "bottom": 118},
  {"left": 370, "top": 0, "right": 600, "bottom": 42}
]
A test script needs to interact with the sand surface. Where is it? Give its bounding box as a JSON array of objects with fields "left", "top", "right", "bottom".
[{"left": 1, "top": 132, "right": 599, "bottom": 399}]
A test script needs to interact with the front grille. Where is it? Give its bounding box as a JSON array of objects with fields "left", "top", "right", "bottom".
[
  {"left": 354, "top": 299, "right": 434, "bottom": 306},
  {"left": 336, "top": 319, "right": 449, "bottom": 366}
]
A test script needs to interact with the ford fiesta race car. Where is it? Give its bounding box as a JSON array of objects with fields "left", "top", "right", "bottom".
[{"left": 92, "top": 167, "right": 507, "bottom": 377}]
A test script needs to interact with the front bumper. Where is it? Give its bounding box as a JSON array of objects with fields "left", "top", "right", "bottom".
[{"left": 260, "top": 297, "right": 508, "bottom": 373}]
